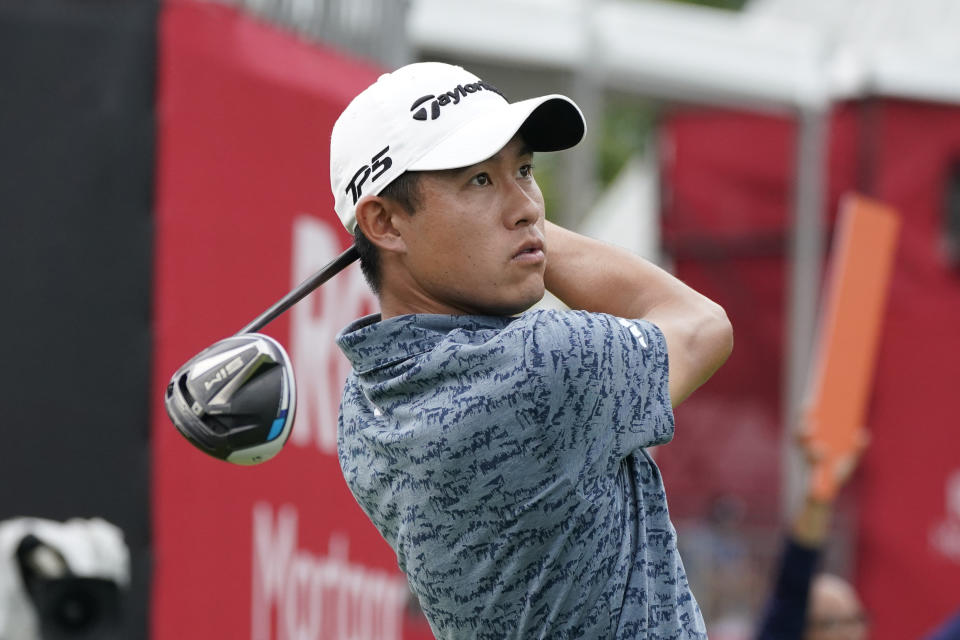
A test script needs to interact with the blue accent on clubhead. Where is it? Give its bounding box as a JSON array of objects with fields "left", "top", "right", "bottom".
[{"left": 267, "top": 411, "right": 288, "bottom": 441}]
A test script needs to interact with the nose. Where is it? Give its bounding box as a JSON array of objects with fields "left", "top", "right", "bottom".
[{"left": 503, "top": 180, "right": 543, "bottom": 229}]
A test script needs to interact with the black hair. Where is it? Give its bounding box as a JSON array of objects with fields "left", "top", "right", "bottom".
[{"left": 354, "top": 171, "right": 422, "bottom": 295}]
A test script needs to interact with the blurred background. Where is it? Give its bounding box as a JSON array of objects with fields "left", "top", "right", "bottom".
[{"left": 2, "top": 0, "right": 959, "bottom": 638}]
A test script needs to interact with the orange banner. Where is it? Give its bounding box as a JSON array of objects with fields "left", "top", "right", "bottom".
[{"left": 803, "top": 193, "right": 900, "bottom": 500}]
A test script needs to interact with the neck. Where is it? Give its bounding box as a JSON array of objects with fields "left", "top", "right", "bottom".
[{"left": 377, "top": 285, "right": 472, "bottom": 319}]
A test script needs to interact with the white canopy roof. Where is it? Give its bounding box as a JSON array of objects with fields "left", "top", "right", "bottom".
[{"left": 408, "top": 0, "right": 960, "bottom": 110}]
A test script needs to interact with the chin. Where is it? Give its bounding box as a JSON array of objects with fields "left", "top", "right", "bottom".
[
  {"left": 491, "top": 287, "right": 545, "bottom": 316},
  {"left": 453, "top": 277, "right": 545, "bottom": 316}
]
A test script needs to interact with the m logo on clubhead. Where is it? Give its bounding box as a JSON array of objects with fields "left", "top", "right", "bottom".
[{"left": 203, "top": 355, "right": 246, "bottom": 391}]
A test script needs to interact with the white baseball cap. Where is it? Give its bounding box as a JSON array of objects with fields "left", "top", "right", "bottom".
[{"left": 330, "top": 61, "right": 586, "bottom": 232}]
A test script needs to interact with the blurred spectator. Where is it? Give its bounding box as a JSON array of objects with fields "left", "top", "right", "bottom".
[
  {"left": 680, "top": 493, "right": 762, "bottom": 632},
  {"left": 927, "top": 609, "right": 960, "bottom": 640},
  {"left": 754, "top": 433, "right": 960, "bottom": 640},
  {"left": 804, "top": 574, "right": 868, "bottom": 640},
  {"left": 754, "top": 430, "right": 867, "bottom": 640}
]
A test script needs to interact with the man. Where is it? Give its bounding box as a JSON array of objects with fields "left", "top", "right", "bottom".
[
  {"left": 804, "top": 574, "right": 869, "bottom": 640},
  {"left": 754, "top": 433, "right": 870, "bottom": 640},
  {"left": 755, "top": 434, "right": 960, "bottom": 640},
  {"left": 330, "top": 61, "right": 733, "bottom": 638}
]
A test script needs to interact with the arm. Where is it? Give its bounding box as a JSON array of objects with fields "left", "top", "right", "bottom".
[
  {"left": 754, "top": 485, "right": 836, "bottom": 640},
  {"left": 754, "top": 433, "right": 868, "bottom": 640},
  {"left": 543, "top": 221, "right": 733, "bottom": 407},
  {"left": 754, "top": 537, "right": 821, "bottom": 640}
]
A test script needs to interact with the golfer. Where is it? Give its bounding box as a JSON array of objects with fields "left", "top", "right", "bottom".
[{"left": 331, "top": 62, "right": 732, "bottom": 639}]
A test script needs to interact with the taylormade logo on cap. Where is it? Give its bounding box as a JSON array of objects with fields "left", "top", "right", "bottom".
[
  {"left": 330, "top": 62, "right": 586, "bottom": 233},
  {"left": 409, "top": 81, "right": 504, "bottom": 121}
]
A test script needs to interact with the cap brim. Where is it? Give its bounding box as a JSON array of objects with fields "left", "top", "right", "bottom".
[{"left": 407, "top": 94, "right": 585, "bottom": 171}]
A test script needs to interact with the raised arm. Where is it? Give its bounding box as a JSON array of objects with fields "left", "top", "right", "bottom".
[{"left": 543, "top": 221, "right": 733, "bottom": 407}]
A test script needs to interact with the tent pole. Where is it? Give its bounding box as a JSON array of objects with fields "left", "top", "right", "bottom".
[
  {"left": 783, "top": 105, "right": 829, "bottom": 518},
  {"left": 561, "top": 0, "right": 601, "bottom": 230}
]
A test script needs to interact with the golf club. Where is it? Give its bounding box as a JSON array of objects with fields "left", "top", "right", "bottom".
[{"left": 164, "top": 244, "right": 359, "bottom": 464}]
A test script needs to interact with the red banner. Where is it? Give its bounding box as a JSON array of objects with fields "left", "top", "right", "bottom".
[
  {"left": 853, "top": 100, "right": 960, "bottom": 640},
  {"left": 660, "top": 103, "right": 960, "bottom": 638},
  {"left": 152, "top": 3, "right": 432, "bottom": 638}
]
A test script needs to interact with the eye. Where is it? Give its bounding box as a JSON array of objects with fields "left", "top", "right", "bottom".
[
  {"left": 518, "top": 163, "right": 535, "bottom": 179},
  {"left": 469, "top": 172, "right": 491, "bottom": 186}
]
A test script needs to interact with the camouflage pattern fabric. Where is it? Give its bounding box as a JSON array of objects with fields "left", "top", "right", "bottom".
[{"left": 337, "top": 310, "right": 706, "bottom": 639}]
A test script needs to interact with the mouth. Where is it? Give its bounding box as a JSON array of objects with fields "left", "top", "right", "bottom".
[{"left": 512, "top": 239, "right": 545, "bottom": 262}]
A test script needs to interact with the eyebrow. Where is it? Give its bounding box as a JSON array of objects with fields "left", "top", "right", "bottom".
[{"left": 449, "top": 143, "right": 534, "bottom": 177}]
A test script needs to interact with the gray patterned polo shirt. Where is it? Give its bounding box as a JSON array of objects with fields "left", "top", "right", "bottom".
[{"left": 336, "top": 309, "right": 706, "bottom": 639}]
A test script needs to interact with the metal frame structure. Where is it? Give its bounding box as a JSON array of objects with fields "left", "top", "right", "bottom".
[{"left": 407, "top": 0, "right": 960, "bottom": 513}]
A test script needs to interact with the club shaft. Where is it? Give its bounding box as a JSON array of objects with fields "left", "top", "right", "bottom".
[{"left": 237, "top": 244, "right": 360, "bottom": 335}]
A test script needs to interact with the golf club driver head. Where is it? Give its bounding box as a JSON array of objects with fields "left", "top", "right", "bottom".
[{"left": 164, "top": 333, "right": 296, "bottom": 465}]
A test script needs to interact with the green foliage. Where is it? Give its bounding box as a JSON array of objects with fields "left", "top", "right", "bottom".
[
  {"left": 598, "top": 99, "right": 657, "bottom": 189},
  {"left": 537, "top": 99, "right": 657, "bottom": 223},
  {"left": 538, "top": 0, "right": 747, "bottom": 221},
  {"left": 535, "top": 153, "right": 563, "bottom": 223}
]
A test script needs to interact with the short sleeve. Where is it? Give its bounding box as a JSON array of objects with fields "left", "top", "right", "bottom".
[{"left": 523, "top": 309, "right": 675, "bottom": 490}]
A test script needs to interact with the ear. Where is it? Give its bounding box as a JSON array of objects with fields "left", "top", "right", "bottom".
[{"left": 354, "top": 195, "right": 407, "bottom": 254}]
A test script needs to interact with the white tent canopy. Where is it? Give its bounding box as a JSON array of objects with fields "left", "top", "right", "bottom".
[
  {"left": 409, "top": 0, "right": 960, "bottom": 111},
  {"left": 409, "top": 0, "right": 960, "bottom": 512}
]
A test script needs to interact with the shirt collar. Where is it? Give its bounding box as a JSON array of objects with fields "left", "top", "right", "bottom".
[{"left": 336, "top": 313, "right": 514, "bottom": 374}]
